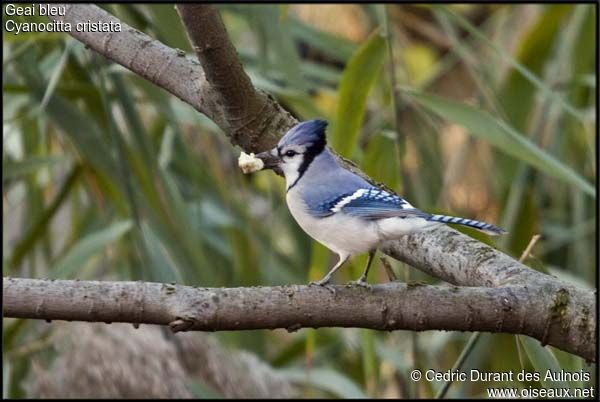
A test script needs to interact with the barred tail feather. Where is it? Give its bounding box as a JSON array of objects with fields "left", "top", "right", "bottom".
[{"left": 428, "top": 214, "right": 507, "bottom": 236}]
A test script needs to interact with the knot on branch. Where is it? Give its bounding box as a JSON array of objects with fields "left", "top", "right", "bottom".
[{"left": 169, "top": 317, "right": 195, "bottom": 333}]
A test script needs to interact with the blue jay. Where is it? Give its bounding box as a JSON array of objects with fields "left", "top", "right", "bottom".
[{"left": 255, "top": 119, "right": 506, "bottom": 288}]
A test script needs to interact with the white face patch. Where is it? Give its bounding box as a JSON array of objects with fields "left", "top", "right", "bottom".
[
  {"left": 278, "top": 145, "right": 306, "bottom": 190},
  {"left": 281, "top": 155, "right": 303, "bottom": 190}
]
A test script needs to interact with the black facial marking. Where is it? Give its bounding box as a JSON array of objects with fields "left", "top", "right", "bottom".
[{"left": 286, "top": 135, "right": 326, "bottom": 192}]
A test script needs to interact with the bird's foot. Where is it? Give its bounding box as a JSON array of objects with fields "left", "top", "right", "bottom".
[
  {"left": 309, "top": 278, "right": 336, "bottom": 294},
  {"left": 346, "top": 277, "right": 372, "bottom": 290}
]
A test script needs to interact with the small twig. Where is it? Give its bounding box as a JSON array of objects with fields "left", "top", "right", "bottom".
[
  {"left": 435, "top": 332, "right": 482, "bottom": 399},
  {"left": 380, "top": 257, "right": 398, "bottom": 282},
  {"left": 518, "top": 234, "right": 542, "bottom": 262}
]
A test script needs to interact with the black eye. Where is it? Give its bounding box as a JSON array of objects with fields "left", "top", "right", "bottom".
[{"left": 285, "top": 150, "right": 297, "bottom": 157}]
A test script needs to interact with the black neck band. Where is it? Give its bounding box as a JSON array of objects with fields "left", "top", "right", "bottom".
[{"left": 286, "top": 139, "right": 326, "bottom": 192}]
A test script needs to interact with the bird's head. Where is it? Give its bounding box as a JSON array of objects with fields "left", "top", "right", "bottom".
[{"left": 256, "top": 119, "right": 328, "bottom": 182}]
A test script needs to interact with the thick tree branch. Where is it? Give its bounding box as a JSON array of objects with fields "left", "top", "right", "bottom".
[
  {"left": 175, "top": 4, "right": 291, "bottom": 150},
  {"left": 47, "top": 5, "right": 217, "bottom": 124},
  {"left": 41, "top": 4, "right": 596, "bottom": 362},
  {"left": 48, "top": 4, "right": 294, "bottom": 152},
  {"left": 3, "top": 277, "right": 595, "bottom": 362}
]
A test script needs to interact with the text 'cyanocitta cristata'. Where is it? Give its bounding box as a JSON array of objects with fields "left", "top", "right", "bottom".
[{"left": 253, "top": 120, "right": 506, "bottom": 289}]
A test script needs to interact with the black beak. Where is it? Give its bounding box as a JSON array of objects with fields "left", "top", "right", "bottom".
[{"left": 255, "top": 149, "right": 283, "bottom": 176}]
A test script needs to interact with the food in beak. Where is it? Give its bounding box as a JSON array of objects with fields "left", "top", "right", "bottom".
[
  {"left": 238, "top": 152, "right": 265, "bottom": 174},
  {"left": 238, "top": 149, "right": 282, "bottom": 175},
  {"left": 255, "top": 149, "right": 281, "bottom": 170}
]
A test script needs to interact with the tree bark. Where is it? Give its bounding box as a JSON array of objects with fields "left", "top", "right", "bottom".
[
  {"left": 175, "top": 4, "right": 291, "bottom": 151},
  {"left": 32, "top": 3, "right": 596, "bottom": 363},
  {"left": 3, "top": 277, "right": 595, "bottom": 362}
]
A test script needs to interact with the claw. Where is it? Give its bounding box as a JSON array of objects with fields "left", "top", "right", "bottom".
[
  {"left": 309, "top": 279, "right": 336, "bottom": 295},
  {"left": 346, "top": 278, "right": 372, "bottom": 291}
]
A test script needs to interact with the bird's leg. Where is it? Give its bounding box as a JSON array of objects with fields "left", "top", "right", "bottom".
[
  {"left": 348, "top": 250, "right": 375, "bottom": 289},
  {"left": 309, "top": 253, "right": 349, "bottom": 293}
]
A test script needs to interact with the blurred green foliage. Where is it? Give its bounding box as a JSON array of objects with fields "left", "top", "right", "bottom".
[{"left": 2, "top": 3, "right": 596, "bottom": 398}]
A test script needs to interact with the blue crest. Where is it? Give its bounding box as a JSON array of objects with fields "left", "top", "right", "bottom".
[{"left": 278, "top": 119, "right": 328, "bottom": 149}]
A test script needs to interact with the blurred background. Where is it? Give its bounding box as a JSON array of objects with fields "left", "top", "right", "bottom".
[{"left": 2, "top": 3, "right": 596, "bottom": 398}]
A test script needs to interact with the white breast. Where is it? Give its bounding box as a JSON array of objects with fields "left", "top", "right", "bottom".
[{"left": 286, "top": 190, "right": 381, "bottom": 256}]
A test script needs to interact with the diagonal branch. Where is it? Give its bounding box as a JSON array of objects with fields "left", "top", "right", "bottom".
[
  {"left": 175, "top": 4, "right": 289, "bottom": 150},
  {"left": 3, "top": 277, "right": 595, "bottom": 362},
  {"left": 47, "top": 4, "right": 293, "bottom": 153},
  {"left": 46, "top": 5, "right": 217, "bottom": 124}
]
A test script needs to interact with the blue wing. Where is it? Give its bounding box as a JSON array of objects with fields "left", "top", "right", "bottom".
[{"left": 310, "top": 188, "right": 429, "bottom": 220}]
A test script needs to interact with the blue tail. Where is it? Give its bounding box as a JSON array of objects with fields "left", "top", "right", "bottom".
[{"left": 428, "top": 214, "right": 507, "bottom": 235}]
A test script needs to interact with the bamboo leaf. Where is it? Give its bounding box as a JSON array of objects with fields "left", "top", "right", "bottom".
[
  {"left": 288, "top": 17, "right": 357, "bottom": 62},
  {"left": 139, "top": 221, "right": 183, "bottom": 283},
  {"left": 9, "top": 166, "right": 82, "bottom": 270},
  {"left": 438, "top": 5, "right": 585, "bottom": 122},
  {"left": 330, "top": 29, "right": 386, "bottom": 157},
  {"left": 498, "top": 5, "right": 571, "bottom": 130},
  {"left": 147, "top": 4, "right": 191, "bottom": 50},
  {"left": 407, "top": 91, "right": 595, "bottom": 197},
  {"left": 40, "top": 40, "right": 75, "bottom": 111},
  {"left": 252, "top": 6, "right": 305, "bottom": 90},
  {"left": 362, "top": 130, "right": 399, "bottom": 187},
  {"left": 18, "top": 62, "right": 119, "bottom": 179},
  {"left": 3, "top": 156, "right": 67, "bottom": 181},
  {"left": 518, "top": 336, "right": 569, "bottom": 389},
  {"left": 280, "top": 367, "right": 368, "bottom": 398},
  {"left": 50, "top": 220, "right": 133, "bottom": 279}
]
